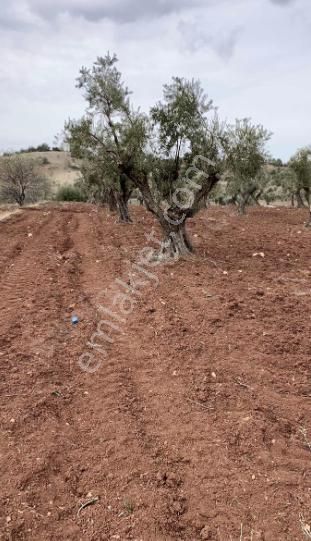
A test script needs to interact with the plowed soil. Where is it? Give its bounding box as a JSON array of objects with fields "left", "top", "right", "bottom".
[{"left": 0, "top": 204, "right": 310, "bottom": 541}]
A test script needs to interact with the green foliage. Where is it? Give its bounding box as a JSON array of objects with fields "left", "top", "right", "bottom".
[
  {"left": 274, "top": 147, "right": 311, "bottom": 204},
  {"left": 226, "top": 119, "right": 271, "bottom": 184},
  {"left": 289, "top": 147, "right": 311, "bottom": 190},
  {"left": 149, "top": 77, "right": 224, "bottom": 203},
  {"left": 65, "top": 53, "right": 148, "bottom": 207},
  {"left": 18, "top": 143, "right": 51, "bottom": 153},
  {"left": 273, "top": 166, "right": 297, "bottom": 200},
  {"left": 224, "top": 119, "right": 272, "bottom": 210},
  {"left": 269, "top": 158, "right": 283, "bottom": 167},
  {"left": 55, "top": 185, "right": 87, "bottom": 202},
  {"left": 151, "top": 77, "right": 213, "bottom": 156},
  {"left": 36, "top": 143, "right": 50, "bottom": 152}
]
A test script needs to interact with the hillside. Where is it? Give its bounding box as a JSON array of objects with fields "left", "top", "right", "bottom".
[
  {"left": 0, "top": 151, "right": 81, "bottom": 194},
  {"left": 26, "top": 151, "right": 81, "bottom": 192}
]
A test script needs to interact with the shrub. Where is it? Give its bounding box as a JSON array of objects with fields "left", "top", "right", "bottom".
[{"left": 55, "top": 185, "right": 87, "bottom": 202}]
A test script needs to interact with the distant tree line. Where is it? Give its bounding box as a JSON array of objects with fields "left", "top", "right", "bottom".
[{"left": 3, "top": 144, "right": 62, "bottom": 156}]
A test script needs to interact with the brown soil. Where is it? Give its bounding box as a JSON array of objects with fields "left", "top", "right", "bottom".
[{"left": 0, "top": 204, "right": 310, "bottom": 541}]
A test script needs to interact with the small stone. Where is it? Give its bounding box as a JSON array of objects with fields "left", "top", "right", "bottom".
[
  {"left": 200, "top": 525, "right": 211, "bottom": 539},
  {"left": 211, "top": 372, "right": 216, "bottom": 379},
  {"left": 6, "top": 516, "right": 11, "bottom": 523},
  {"left": 255, "top": 289, "right": 265, "bottom": 296},
  {"left": 252, "top": 474, "right": 256, "bottom": 480}
]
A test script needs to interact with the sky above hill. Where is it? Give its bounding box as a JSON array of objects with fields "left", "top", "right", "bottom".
[{"left": 0, "top": 0, "right": 310, "bottom": 161}]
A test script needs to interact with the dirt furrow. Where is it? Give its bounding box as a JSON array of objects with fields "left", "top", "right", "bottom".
[{"left": 0, "top": 204, "right": 310, "bottom": 541}]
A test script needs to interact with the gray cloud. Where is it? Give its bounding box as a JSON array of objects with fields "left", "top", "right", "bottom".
[
  {"left": 25, "top": 0, "right": 208, "bottom": 24},
  {"left": 179, "top": 19, "right": 241, "bottom": 59},
  {"left": 0, "top": 2, "right": 40, "bottom": 30},
  {"left": 0, "top": 0, "right": 310, "bottom": 160},
  {"left": 269, "top": 0, "right": 296, "bottom": 5}
]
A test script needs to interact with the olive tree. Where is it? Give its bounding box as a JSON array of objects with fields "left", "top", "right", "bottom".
[
  {"left": 65, "top": 54, "right": 136, "bottom": 222},
  {"left": 0, "top": 154, "right": 49, "bottom": 206},
  {"left": 288, "top": 147, "right": 311, "bottom": 225},
  {"left": 77, "top": 158, "right": 126, "bottom": 213},
  {"left": 225, "top": 119, "right": 271, "bottom": 214},
  {"left": 66, "top": 54, "right": 226, "bottom": 257}
]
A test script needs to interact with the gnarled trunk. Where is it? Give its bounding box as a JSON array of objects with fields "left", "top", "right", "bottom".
[
  {"left": 126, "top": 167, "right": 219, "bottom": 259},
  {"left": 115, "top": 173, "right": 133, "bottom": 223},
  {"left": 115, "top": 191, "right": 132, "bottom": 223},
  {"left": 159, "top": 221, "right": 193, "bottom": 259}
]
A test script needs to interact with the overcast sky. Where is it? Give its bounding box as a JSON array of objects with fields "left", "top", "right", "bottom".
[{"left": 0, "top": 0, "right": 310, "bottom": 160}]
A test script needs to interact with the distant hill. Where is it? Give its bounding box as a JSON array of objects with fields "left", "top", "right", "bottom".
[{"left": 26, "top": 151, "right": 81, "bottom": 193}]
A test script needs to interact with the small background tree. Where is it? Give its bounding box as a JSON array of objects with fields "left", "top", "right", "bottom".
[
  {"left": 288, "top": 147, "right": 311, "bottom": 225},
  {"left": 0, "top": 155, "right": 50, "bottom": 206},
  {"left": 225, "top": 119, "right": 271, "bottom": 214}
]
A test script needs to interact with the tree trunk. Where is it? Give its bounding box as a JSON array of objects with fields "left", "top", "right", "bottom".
[
  {"left": 159, "top": 221, "right": 193, "bottom": 259},
  {"left": 304, "top": 188, "right": 311, "bottom": 227},
  {"left": 296, "top": 190, "right": 305, "bottom": 208},
  {"left": 251, "top": 190, "right": 262, "bottom": 206},
  {"left": 115, "top": 192, "right": 132, "bottom": 223},
  {"left": 18, "top": 187, "right": 26, "bottom": 207},
  {"left": 238, "top": 195, "right": 247, "bottom": 215},
  {"left": 125, "top": 167, "right": 219, "bottom": 259},
  {"left": 107, "top": 189, "right": 117, "bottom": 212},
  {"left": 237, "top": 187, "right": 256, "bottom": 215},
  {"left": 115, "top": 174, "right": 132, "bottom": 223}
]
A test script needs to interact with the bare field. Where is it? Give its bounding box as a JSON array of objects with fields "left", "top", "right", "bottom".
[{"left": 0, "top": 204, "right": 310, "bottom": 540}]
